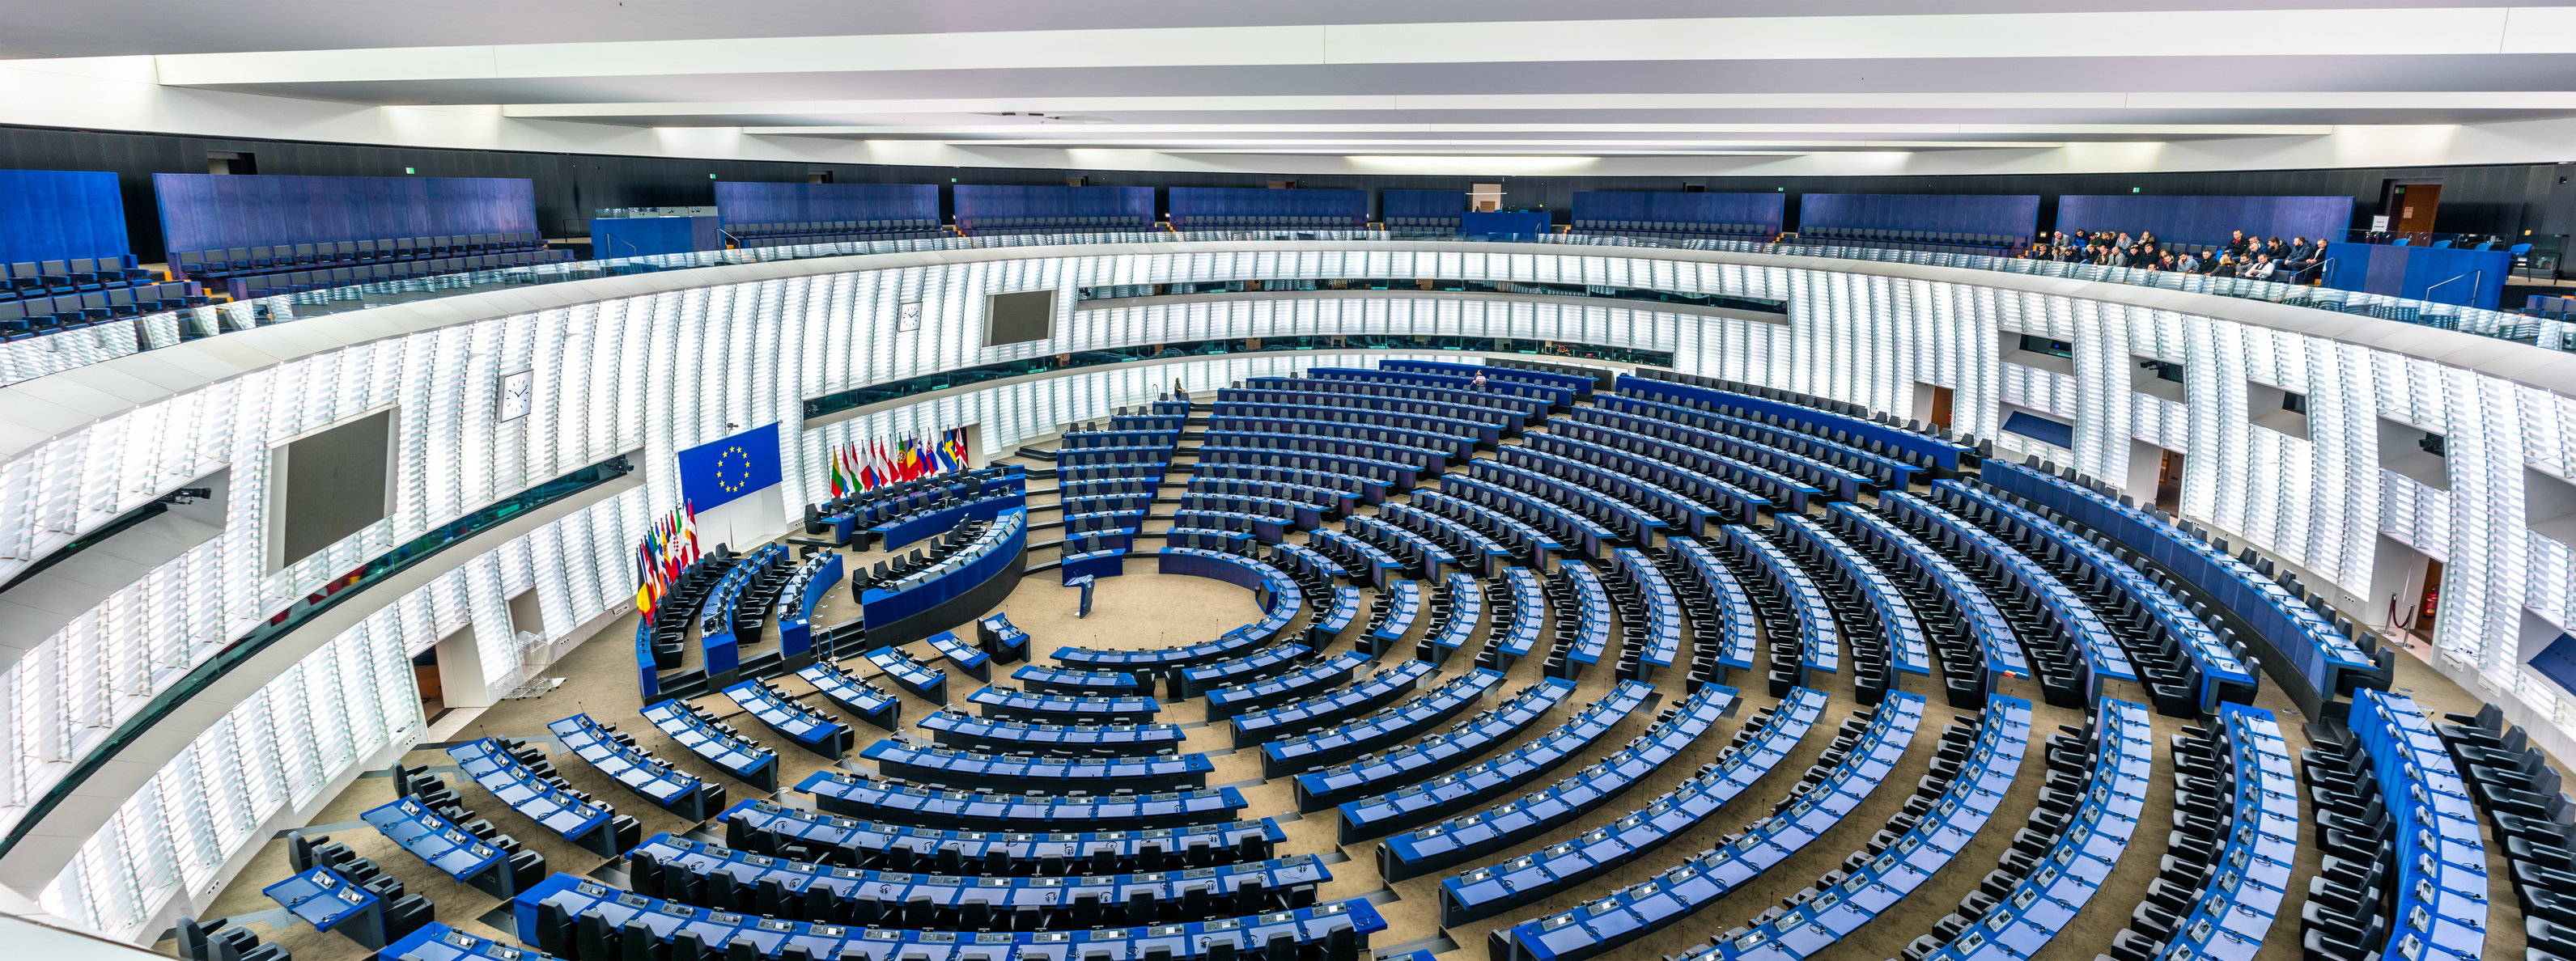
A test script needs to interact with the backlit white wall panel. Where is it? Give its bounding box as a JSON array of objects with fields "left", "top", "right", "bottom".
[{"left": 3, "top": 243, "right": 2574, "bottom": 939}]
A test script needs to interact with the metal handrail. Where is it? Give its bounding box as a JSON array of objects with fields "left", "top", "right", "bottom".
[{"left": 2422, "top": 269, "right": 2483, "bottom": 306}]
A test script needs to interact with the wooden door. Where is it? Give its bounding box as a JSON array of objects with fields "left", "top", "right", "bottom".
[
  {"left": 2155, "top": 450, "right": 2185, "bottom": 515},
  {"left": 1928, "top": 386, "right": 1954, "bottom": 428},
  {"left": 2393, "top": 184, "right": 2442, "bottom": 233}
]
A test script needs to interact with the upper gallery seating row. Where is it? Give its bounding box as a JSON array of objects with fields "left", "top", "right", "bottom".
[
  {"left": 4, "top": 255, "right": 159, "bottom": 302},
  {"left": 0, "top": 282, "right": 208, "bottom": 339},
  {"left": 959, "top": 215, "right": 1152, "bottom": 234},
  {"left": 1570, "top": 220, "right": 1775, "bottom": 239},
  {"left": 170, "top": 232, "right": 550, "bottom": 281},
  {"left": 728, "top": 220, "right": 947, "bottom": 245}
]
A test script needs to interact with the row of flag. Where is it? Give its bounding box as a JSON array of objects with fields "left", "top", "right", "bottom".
[
  {"left": 633, "top": 501, "right": 702, "bottom": 617},
  {"left": 825, "top": 428, "right": 971, "bottom": 497}
]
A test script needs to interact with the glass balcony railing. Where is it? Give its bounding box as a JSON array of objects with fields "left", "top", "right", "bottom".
[{"left": 6, "top": 226, "right": 2565, "bottom": 392}]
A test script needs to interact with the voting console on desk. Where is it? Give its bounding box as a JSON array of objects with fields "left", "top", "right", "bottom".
[
  {"left": 265, "top": 866, "right": 386, "bottom": 949},
  {"left": 363, "top": 798, "right": 517, "bottom": 896},
  {"left": 926, "top": 630, "right": 992, "bottom": 681},
  {"left": 794, "top": 661, "right": 901, "bottom": 732},
  {"left": 975, "top": 612, "right": 1030, "bottom": 665},
  {"left": 378, "top": 923, "right": 544, "bottom": 961}
]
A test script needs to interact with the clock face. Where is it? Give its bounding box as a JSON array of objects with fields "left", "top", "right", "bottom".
[{"left": 498, "top": 370, "right": 533, "bottom": 421}]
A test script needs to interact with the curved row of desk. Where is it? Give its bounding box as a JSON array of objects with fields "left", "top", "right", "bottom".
[
  {"left": 1192, "top": 459, "right": 1390, "bottom": 506},
  {"left": 1546, "top": 561, "right": 1615, "bottom": 679},
  {"left": 1422, "top": 573, "right": 1486, "bottom": 662},
  {"left": 1467, "top": 458, "right": 1662, "bottom": 546},
  {"left": 1664, "top": 536, "right": 1760, "bottom": 686},
  {"left": 1288, "top": 675, "right": 1575, "bottom": 815},
  {"left": 1555, "top": 409, "right": 1825, "bottom": 514},
  {"left": 1595, "top": 392, "right": 1886, "bottom": 499},
  {"left": 1258, "top": 667, "right": 1504, "bottom": 777},
  {"left": 796, "top": 770, "right": 1246, "bottom": 830},
  {"left": 1330, "top": 679, "right": 1652, "bottom": 842},
  {"left": 1207, "top": 402, "right": 1487, "bottom": 453},
  {"left": 856, "top": 740, "right": 1215, "bottom": 794},
  {"left": 1216, "top": 387, "right": 1518, "bottom": 439},
  {"left": 1523, "top": 429, "right": 1772, "bottom": 528},
  {"left": 723, "top": 679, "right": 854, "bottom": 760},
  {"left": 1818, "top": 503, "right": 2026, "bottom": 706},
  {"left": 1197, "top": 429, "right": 1438, "bottom": 483},
  {"left": 445, "top": 739, "right": 632, "bottom": 858},
  {"left": 918, "top": 709, "right": 1186, "bottom": 756},
  {"left": 1917, "top": 698, "right": 2149, "bottom": 961},
  {"left": 722, "top": 799, "right": 1288, "bottom": 875},
  {"left": 545, "top": 713, "right": 722, "bottom": 820},
  {"left": 794, "top": 660, "right": 901, "bottom": 732},
  {"left": 1441, "top": 686, "right": 1839, "bottom": 931},
  {"left": 1380, "top": 681, "right": 1738, "bottom": 883},
  {"left": 1615, "top": 375, "right": 1969, "bottom": 472},
  {"left": 1306, "top": 366, "right": 1569, "bottom": 409},
  {"left": 1379, "top": 502, "right": 1511, "bottom": 578},
  {"left": 1486, "top": 689, "right": 1928, "bottom": 961},
  {"left": 1410, "top": 489, "right": 1560, "bottom": 570},
  {"left": 511, "top": 872, "right": 1383, "bottom": 961},
  {"left": 1605, "top": 548, "right": 1683, "bottom": 681},
  {"left": 1499, "top": 443, "right": 1723, "bottom": 537},
  {"left": 640, "top": 699, "right": 780, "bottom": 792},
  {"left": 1877, "top": 491, "right": 2111, "bottom": 707},
  {"left": 1664, "top": 695, "right": 2032, "bottom": 961},
  {"left": 1439, "top": 474, "right": 1615, "bottom": 561},
  {"left": 1768, "top": 515, "right": 1932, "bottom": 703},
  {"left": 1226, "top": 657, "right": 1435, "bottom": 747},
  {"left": 622, "top": 832, "right": 1330, "bottom": 929}
]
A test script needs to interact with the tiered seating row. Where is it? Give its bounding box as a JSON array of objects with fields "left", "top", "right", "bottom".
[
  {"left": 1525, "top": 430, "right": 1773, "bottom": 528},
  {"left": 1771, "top": 515, "right": 1932, "bottom": 705},
  {"left": 1380, "top": 682, "right": 1738, "bottom": 883},
  {"left": 1332, "top": 679, "right": 1652, "bottom": 841},
  {"left": 1490, "top": 691, "right": 1926, "bottom": 961},
  {"left": 1596, "top": 392, "right": 1916, "bottom": 492},
  {"left": 916, "top": 709, "right": 1187, "bottom": 756},
  {"left": 640, "top": 699, "right": 779, "bottom": 792},
  {"left": 1820, "top": 504, "right": 2026, "bottom": 706},
  {"left": 1604, "top": 548, "right": 1683, "bottom": 681},
  {"left": 2131, "top": 704, "right": 2293, "bottom": 961},
  {"left": 446, "top": 739, "right": 632, "bottom": 858},
  {"left": 1545, "top": 561, "right": 1616, "bottom": 679},
  {"left": 1260, "top": 667, "right": 1505, "bottom": 777},
  {"left": 796, "top": 770, "right": 1246, "bottom": 831},
  {"left": 857, "top": 739, "right": 1215, "bottom": 794},
  {"left": 1470, "top": 458, "right": 1665, "bottom": 545},
  {"left": 1873, "top": 493, "right": 2101, "bottom": 708},
  {"left": 1551, "top": 412, "right": 1824, "bottom": 514},
  {"left": 1500, "top": 444, "right": 1723, "bottom": 537},
  {"left": 723, "top": 798, "right": 1286, "bottom": 874},
  {"left": 1664, "top": 537, "right": 1760, "bottom": 688},
  {"left": 1619, "top": 373, "right": 1971, "bottom": 472},
  {"left": 1229, "top": 658, "right": 1437, "bottom": 747},
  {"left": 1243, "top": 374, "right": 1550, "bottom": 424},
  {"left": 545, "top": 713, "right": 720, "bottom": 820},
  {"left": 1721, "top": 525, "right": 1842, "bottom": 689}
]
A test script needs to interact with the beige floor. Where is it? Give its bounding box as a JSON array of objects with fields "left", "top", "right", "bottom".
[{"left": 172, "top": 435, "right": 2538, "bottom": 961}]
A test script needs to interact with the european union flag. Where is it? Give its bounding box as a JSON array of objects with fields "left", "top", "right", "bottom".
[{"left": 677, "top": 422, "right": 783, "bottom": 510}]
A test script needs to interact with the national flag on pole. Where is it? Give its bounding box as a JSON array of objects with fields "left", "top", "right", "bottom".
[{"left": 945, "top": 428, "right": 969, "bottom": 472}]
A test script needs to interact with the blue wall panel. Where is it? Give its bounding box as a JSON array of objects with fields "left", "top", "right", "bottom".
[
  {"left": 0, "top": 169, "right": 131, "bottom": 265},
  {"left": 2056, "top": 195, "right": 2353, "bottom": 248},
  {"left": 1168, "top": 188, "right": 1367, "bottom": 222},
  {"left": 1382, "top": 189, "right": 1466, "bottom": 218},
  {"left": 1572, "top": 192, "right": 1783, "bottom": 229},
  {"left": 1797, "top": 193, "right": 2039, "bottom": 239},
  {"left": 589, "top": 216, "right": 719, "bottom": 257},
  {"left": 953, "top": 185, "right": 1152, "bottom": 224},
  {"left": 153, "top": 174, "right": 537, "bottom": 254},
  {"left": 712, "top": 182, "right": 939, "bottom": 226},
  {"left": 1459, "top": 211, "right": 1551, "bottom": 236},
  {"left": 2328, "top": 243, "right": 2509, "bottom": 310}
]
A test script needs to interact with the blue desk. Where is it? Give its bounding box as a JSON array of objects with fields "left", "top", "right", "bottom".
[
  {"left": 1332, "top": 679, "right": 1650, "bottom": 843},
  {"left": 1384, "top": 503, "right": 1511, "bottom": 578},
  {"left": 1773, "top": 517, "right": 1932, "bottom": 683},
  {"left": 1825, "top": 504, "right": 2029, "bottom": 699},
  {"left": 265, "top": 866, "right": 385, "bottom": 948},
  {"left": 1178, "top": 643, "right": 1311, "bottom": 698},
  {"left": 794, "top": 661, "right": 900, "bottom": 731},
  {"left": 1668, "top": 537, "right": 1759, "bottom": 680},
  {"left": 1527, "top": 430, "right": 1771, "bottom": 528},
  {"left": 375, "top": 924, "right": 537, "bottom": 961},
  {"left": 1203, "top": 650, "right": 1372, "bottom": 720},
  {"left": 1012, "top": 663, "right": 1144, "bottom": 697},
  {"left": 362, "top": 798, "right": 511, "bottom": 895},
  {"left": 919, "top": 709, "right": 1187, "bottom": 756},
  {"left": 1347, "top": 515, "right": 1457, "bottom": 582},
  {"left": 1981, "top": 461, "right": 2370, "bottom": 701},
  {"left": 1485, "top": 690, "right": 1931, "bottom": 959},
  {"left": 1610, "top": 548, "right": 1683, "bottom": 679},
  {"left": 2349, "top": 690, "right": 2487, "bottom": 961},
  {"left": 1728, "top": 526, "right": 1843, "bottom": 679},
  {"left": 1250, "top": 374, "right": 1551, "bottom": 424},
  {"left": 1618, "top": 375, "right": 1969, "bottom": 471},
  {"left": 447, "top": 739, "right": 622, "bottom": 855},
  {"left": 1490, "top": 567, "right": 1549, "bottom": 667},
  {"left": 861, "top": 646, "right": 948, "bottom": 703},
  {"left": 2158, "top": 705, "right": 2295, "bottom": 961},
  {"left": 1920, "top": 700, "right": 2150, "bottom": 961},
  {"left": 1305, "top": 529, "right": 1401, "bottom": 590},
  {"left": 1192, "top": 456, "right": 1392, "bottom": 504},
  {"left": 513, "top": 871, "right": 1383, "bottom": 961},
  {"left": 725, "top": 798, "right": 1285, "bottom": 870},
  {"left": 1438, "top": 687, "right": 1838, "bottom": 928},
  {"left": 546, "top": 713, "right": 717, "bottom": 820},
  {"left": 796, "top": 771, "right": 1246, "bottom": 830},
  {"left": 1229, "top": 658, "right": 1437, "bottom": 748},
  {"left": 1261, "top": 668, "right": 1503, "bottom": 778},
  {"left": 859, "top": 740, "right": 1216, "bottom": 793},
  {"left": 975, "top": 612, "right": 1031, "bottom": 665},
  {"left": 1555, "top": 413, "right": 1826, "bottom": 515},
  {"left": 1551, "top": 561, "right": 1615, "bottom": 678},
  {"left": 1441, "top": 474, "right": 1613, "bottom": 560},
  {"left": 640, "top": 699, "right": 779, "bottom": 793},
  {"left": 1382, "top": 683, "right": 1735, "bottom": 883},
  {"left": 1470, "top": 459, "right": 1662, "bottom": 545},
  {"left": 1649, "top": 696, "right": 2029, "bottom": 961},
  {"left": 1425, "top": 574, "right": 1485, "bottom": 663},
  {"left": 1503, "top": 445, "right": 1717, "bottom": 537},
  {"left": 1363, "top": 580, "right": 1424, "bottom": 655},
  {"left": 968, "top": 685, "right": 1160, "bottom": 724},
  {"left": 923, "top": 629, "right": 991, "bottom": 682},
  {"left": 723, "top": 679, "right": 853, "bottom": 760},
  {"left": 773, "top": 552, "right": 844, "bottom": 661}
]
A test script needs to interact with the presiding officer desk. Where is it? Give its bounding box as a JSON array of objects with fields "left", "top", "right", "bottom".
[{"left": 808, "top": 467, "right": 1025, "bottom": 548}]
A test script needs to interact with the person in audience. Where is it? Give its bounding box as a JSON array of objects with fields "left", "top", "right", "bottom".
[
  {"left": 2211, "top": 255, "right": 2239, "bottom": 277},
  {"left": 2245, "top": 254, "right": 2278, "bottom": 281},
  {"left": 2156, "top": 252, "right": 2179, "bottom": 272},
  {"left": 2175, "top": 248, "right": 2202, "bottom": 273},
  {"left": 2226, "top": 230, "right": 2251, "bottom": 256},
  {"left": 2262, "top": 236, "right": 2288, "bottom": 261},
  {"left": 1469, "top": 371, "right": 1489, "bottom": 392}
]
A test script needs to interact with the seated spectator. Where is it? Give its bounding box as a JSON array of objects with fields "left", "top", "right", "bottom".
[
  {"left": 2212, "top": 255, "right": 2239, "bottom": 277},
  {"left": 2225, "top": 230, "right": 2251, "bottom": 257},
  {"left": 2175, "top": 249, "right": 2201, "bottom": 273},
  {"left": 2245, "top": 254, "right": 2278, "bottom": 281}
]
